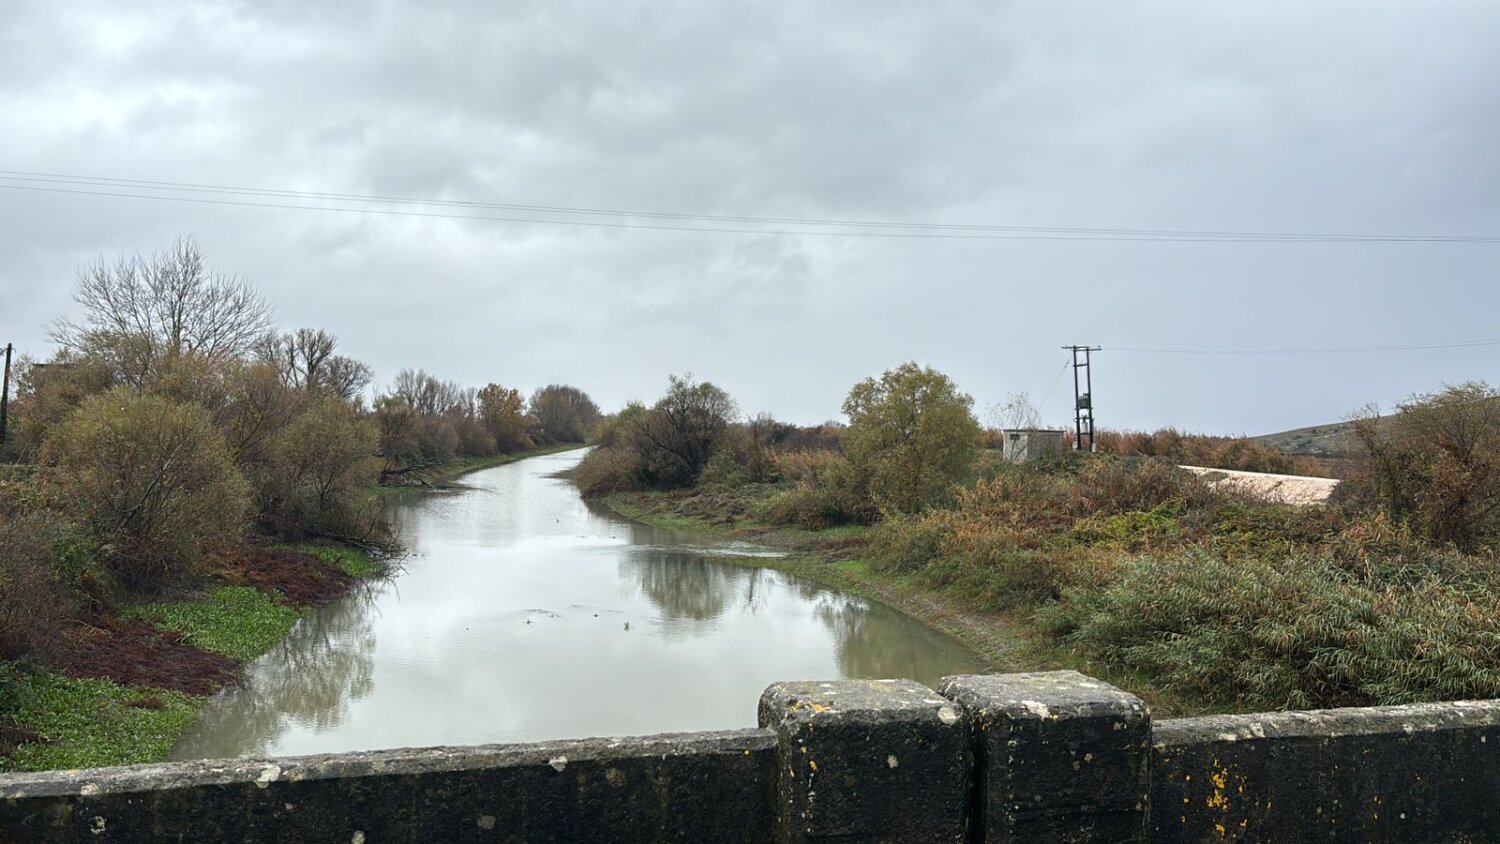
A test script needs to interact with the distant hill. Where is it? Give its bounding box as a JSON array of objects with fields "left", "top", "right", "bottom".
[
  {"left": 1253, "top": 420, "right": 1364, "bottom": 457},
  {"left": 1259, "top": 395, "right": 1500, "bottom": 458}
]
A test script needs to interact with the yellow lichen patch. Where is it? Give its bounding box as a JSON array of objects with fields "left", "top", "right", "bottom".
[
  {"left": 1206, "top": 768, "right": 1231, "bottom": 811},
  {"left": 809, "top": 760, "right": 818, "bottom": 772}
]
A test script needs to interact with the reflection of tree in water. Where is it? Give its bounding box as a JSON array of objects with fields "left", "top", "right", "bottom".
[
  {"left": 172, "top": 583, "right": 382, "bottom": 759},
  {"left": 625, "top": 552, "right": 772, "bottom": 625},
  {"left": 814, "top": 594, "right": 983, "bottom": 687}
]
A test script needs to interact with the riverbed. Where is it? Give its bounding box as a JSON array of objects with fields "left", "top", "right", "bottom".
[{"left": 171, "top": 450, "right": 986, "bottom": 759}]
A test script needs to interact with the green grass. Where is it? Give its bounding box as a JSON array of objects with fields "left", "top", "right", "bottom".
[
  {"left": 129, "top": 586, "right": 301, "bottom": 662},
  {"left": 603, "top": 489, "right": 871, "bottom": 548},
  {"left": 0, "top": 667, "right": 198, "bottom": 772},
  {"left": 289, "top": 542, "right": 384, "bottom": 579}
]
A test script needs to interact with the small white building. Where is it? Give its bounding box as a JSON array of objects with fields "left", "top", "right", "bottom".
[{"left": 1000, "top": 428, "right": 1066, "bottom": 462}]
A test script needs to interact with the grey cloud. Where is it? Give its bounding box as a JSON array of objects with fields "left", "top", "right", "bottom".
[{"left": 2, "top": 0, "right": 1497, "bottom": 434}]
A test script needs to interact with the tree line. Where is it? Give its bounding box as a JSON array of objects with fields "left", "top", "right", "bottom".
[{"left": 0, "top": 237, "right": 599, "bottom": 660}]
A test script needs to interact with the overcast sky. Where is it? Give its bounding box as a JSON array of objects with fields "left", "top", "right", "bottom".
[{"left": 2, "top": 1, "right": 1497, "bottom": 434}]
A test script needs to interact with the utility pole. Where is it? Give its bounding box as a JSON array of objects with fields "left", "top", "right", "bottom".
[
  {"left": 1062, "top": 345, "right": 1101, "bottom": 452},
  {"left": 0, "top": 342, "right": 11, "bottom": 447}
]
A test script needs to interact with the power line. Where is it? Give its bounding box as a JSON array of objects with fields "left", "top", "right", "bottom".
[
  {"left": 2, "top": 170, "right": 1498, "bottom": 244},
  {"left": 1037, "top": 358, "right": 1072, "bottom": 410},
  {"left": 1110, "top": 339, "right": 1500, "bottom": 356},
  {"left": 3, "top": 182, "right": 1361, "bottom": 242}
]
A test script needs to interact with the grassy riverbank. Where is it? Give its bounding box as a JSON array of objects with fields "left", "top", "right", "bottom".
[
  {"left": 0, "top": 543, "right": 390, "bottom": 773},
  {"left": 601, "top": 489, "right": 1202, "bottom": 717},
  {"left": 376, "top": 443, "right": 587, "bottom": 494}
]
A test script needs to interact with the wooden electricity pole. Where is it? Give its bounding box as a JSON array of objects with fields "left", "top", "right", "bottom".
[{"left": 0, "top": 343, "right": 12, "bottom": 446}]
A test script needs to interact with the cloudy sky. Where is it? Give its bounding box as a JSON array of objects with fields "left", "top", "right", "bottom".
[{"left": 2, "top": 1, "right": 1497, "bottom": 434}]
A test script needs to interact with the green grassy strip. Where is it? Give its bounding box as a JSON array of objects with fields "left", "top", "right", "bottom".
[
  {"left": 603, "top": 491, "right": 871, "bottom": 546},
  {"left": 288, "top": 542, "right": 384, "bottom": 579},
  {"left": 0, "top": 667, "right": 198, "bottom": 772},
  {"left": 376, "top": 443, "right": 587, "bottom": 494},
  {"left": 128, "top": 586, "right": 301, "bottom": 663}
]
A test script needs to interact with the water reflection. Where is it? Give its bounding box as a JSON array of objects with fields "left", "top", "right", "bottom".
[
  {"left": 172, "top": 450, "right": 987, "bottom": 760},
  {"left": 627, "top": 553, "right": 779, "bottom": 623},
  {"left": 172, "top": 583, "right": 381, "bottom": 758}
]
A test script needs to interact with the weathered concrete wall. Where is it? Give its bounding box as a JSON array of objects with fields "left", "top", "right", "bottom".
[
  {"left": 7, "top": 674, "right": 1500, "bottom": 842},
  {"left": 760, "top": 679, "right": 972, "bottom": 842},
  {"left": 1151, "top": 700, "right": 1500, "bottom": 842},
  {"left": 939, "top": 671, "right": 1150, "bottom": 843},
  {"left": 0, "top": 730, "right": 777, "bottom": 843}
]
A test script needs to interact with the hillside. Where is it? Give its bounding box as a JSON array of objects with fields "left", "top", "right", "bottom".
[{"left": 1253, "top": 419, "right": 1364, "bottom": 457}]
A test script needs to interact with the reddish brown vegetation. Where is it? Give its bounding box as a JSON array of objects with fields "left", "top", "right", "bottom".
[
  {"left": 1060, "top": 428, "right": 1328, "bottom": 476},
  {"left": 121, "top": 696, "right": 167, "bottom": 710},
  {"left": 207, "top": 548, "right": 352, "bottom": 608},
  {"left": 57, "top": 618, "right": 239, "bottom": 696},
  {"left": 0, "top": 722, "right": 44, "bottom": 756}
]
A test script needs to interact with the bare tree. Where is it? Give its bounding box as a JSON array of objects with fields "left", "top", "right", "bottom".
[
  {"left": 390, "top": 369, "right": 468, "bottom": 416},
  {"left": 988, "top": 390, "right": 1042, "bottom": 431},
  {"left": 259, "top": 328, "right": 373, "bottom": 400},
  {"left": 51, "top": 237, "right": 274, "bottom": 388}
]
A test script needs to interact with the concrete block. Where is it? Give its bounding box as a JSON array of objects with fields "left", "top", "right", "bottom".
[
  {"left": 0, "top": 730, "right": 777, "bottom": 843},
  {"left": 1151, "top": 700, "right": 1500, "bottom": 842},
  {"left": 938, "top": 671, "right": 1150, "bottom": 843},
  {"left": 758, "top": 679, "right": 971, "bottom": 843}
]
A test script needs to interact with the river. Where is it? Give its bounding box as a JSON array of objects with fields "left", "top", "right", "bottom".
[{"left": 171, "top": 449, "right": 987, "bottom": 759}]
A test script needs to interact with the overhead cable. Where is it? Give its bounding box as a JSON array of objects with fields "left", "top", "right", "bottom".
[{"left": 1, "top": 171, "right": 1496, "bottom": 244}]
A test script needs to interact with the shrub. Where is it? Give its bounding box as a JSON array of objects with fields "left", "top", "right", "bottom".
[
  {"left": 697, "top": 424, "right": 780, "bottom": 491},
  {"left": 576, "top": 445, "right": 644, "bottom": 497},
  {"left": 0, "top": 512, "right": 83, "bottom": 660},
  {"left": 6, "top": 352, "right": 116, "bottom": 459},
  {"left": 1064, "top": 456, "right": 1229, "bottom": 518},
  {"left": 634, "top": 375, "right": 738, "bottom": 488},
  {"left": 919, "top": 534, "right": 1055, "bottom": 610},
  {"left": 774, "top": 449, "right": 845, "bottom": 484},
  {"left": 1350, "top": 381, "right": 1500, "bottom": 551},
  {"left": 755, "top": 480, "right": 875, "bottom": 530},
  {"left": 38, "top": 389, "right": 250, "bottom": 588},
  {"left": 260, "top": 397, "right": 384, "bottom": 541},
  {"left": 575, "top": 379, "right": 741, "bottom": 492},
  {"left": 842, "top": 362, "right": 981, "bottom": 514},
  {"left": 1040, "top": 549, "right": 1500, "bottom": 710},
  {"left": 1209, "top": 501, "right": 1347, "bottom": 558},
  {"left": 869, "top": 511, "right": 1057, "bottom": 609},
  {"left": 1071, "top": 505, "right": 1183, "bottom": 551},
  {"left": 868, "top": 514, "right": 949, "bottom": 574}
]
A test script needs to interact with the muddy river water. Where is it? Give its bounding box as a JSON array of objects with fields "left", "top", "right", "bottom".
[{"left": 171, "top": 449, "right": 986, "bottom": 759}]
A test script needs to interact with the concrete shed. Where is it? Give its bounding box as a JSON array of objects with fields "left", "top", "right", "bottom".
[{"left": 1000, "top": 428, "right": 1065, "bottom": 462}]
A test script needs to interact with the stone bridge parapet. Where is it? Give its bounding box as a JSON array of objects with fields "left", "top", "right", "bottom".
[{"left": 5, "top": 670, "right": 1500, "bottom": 842}]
